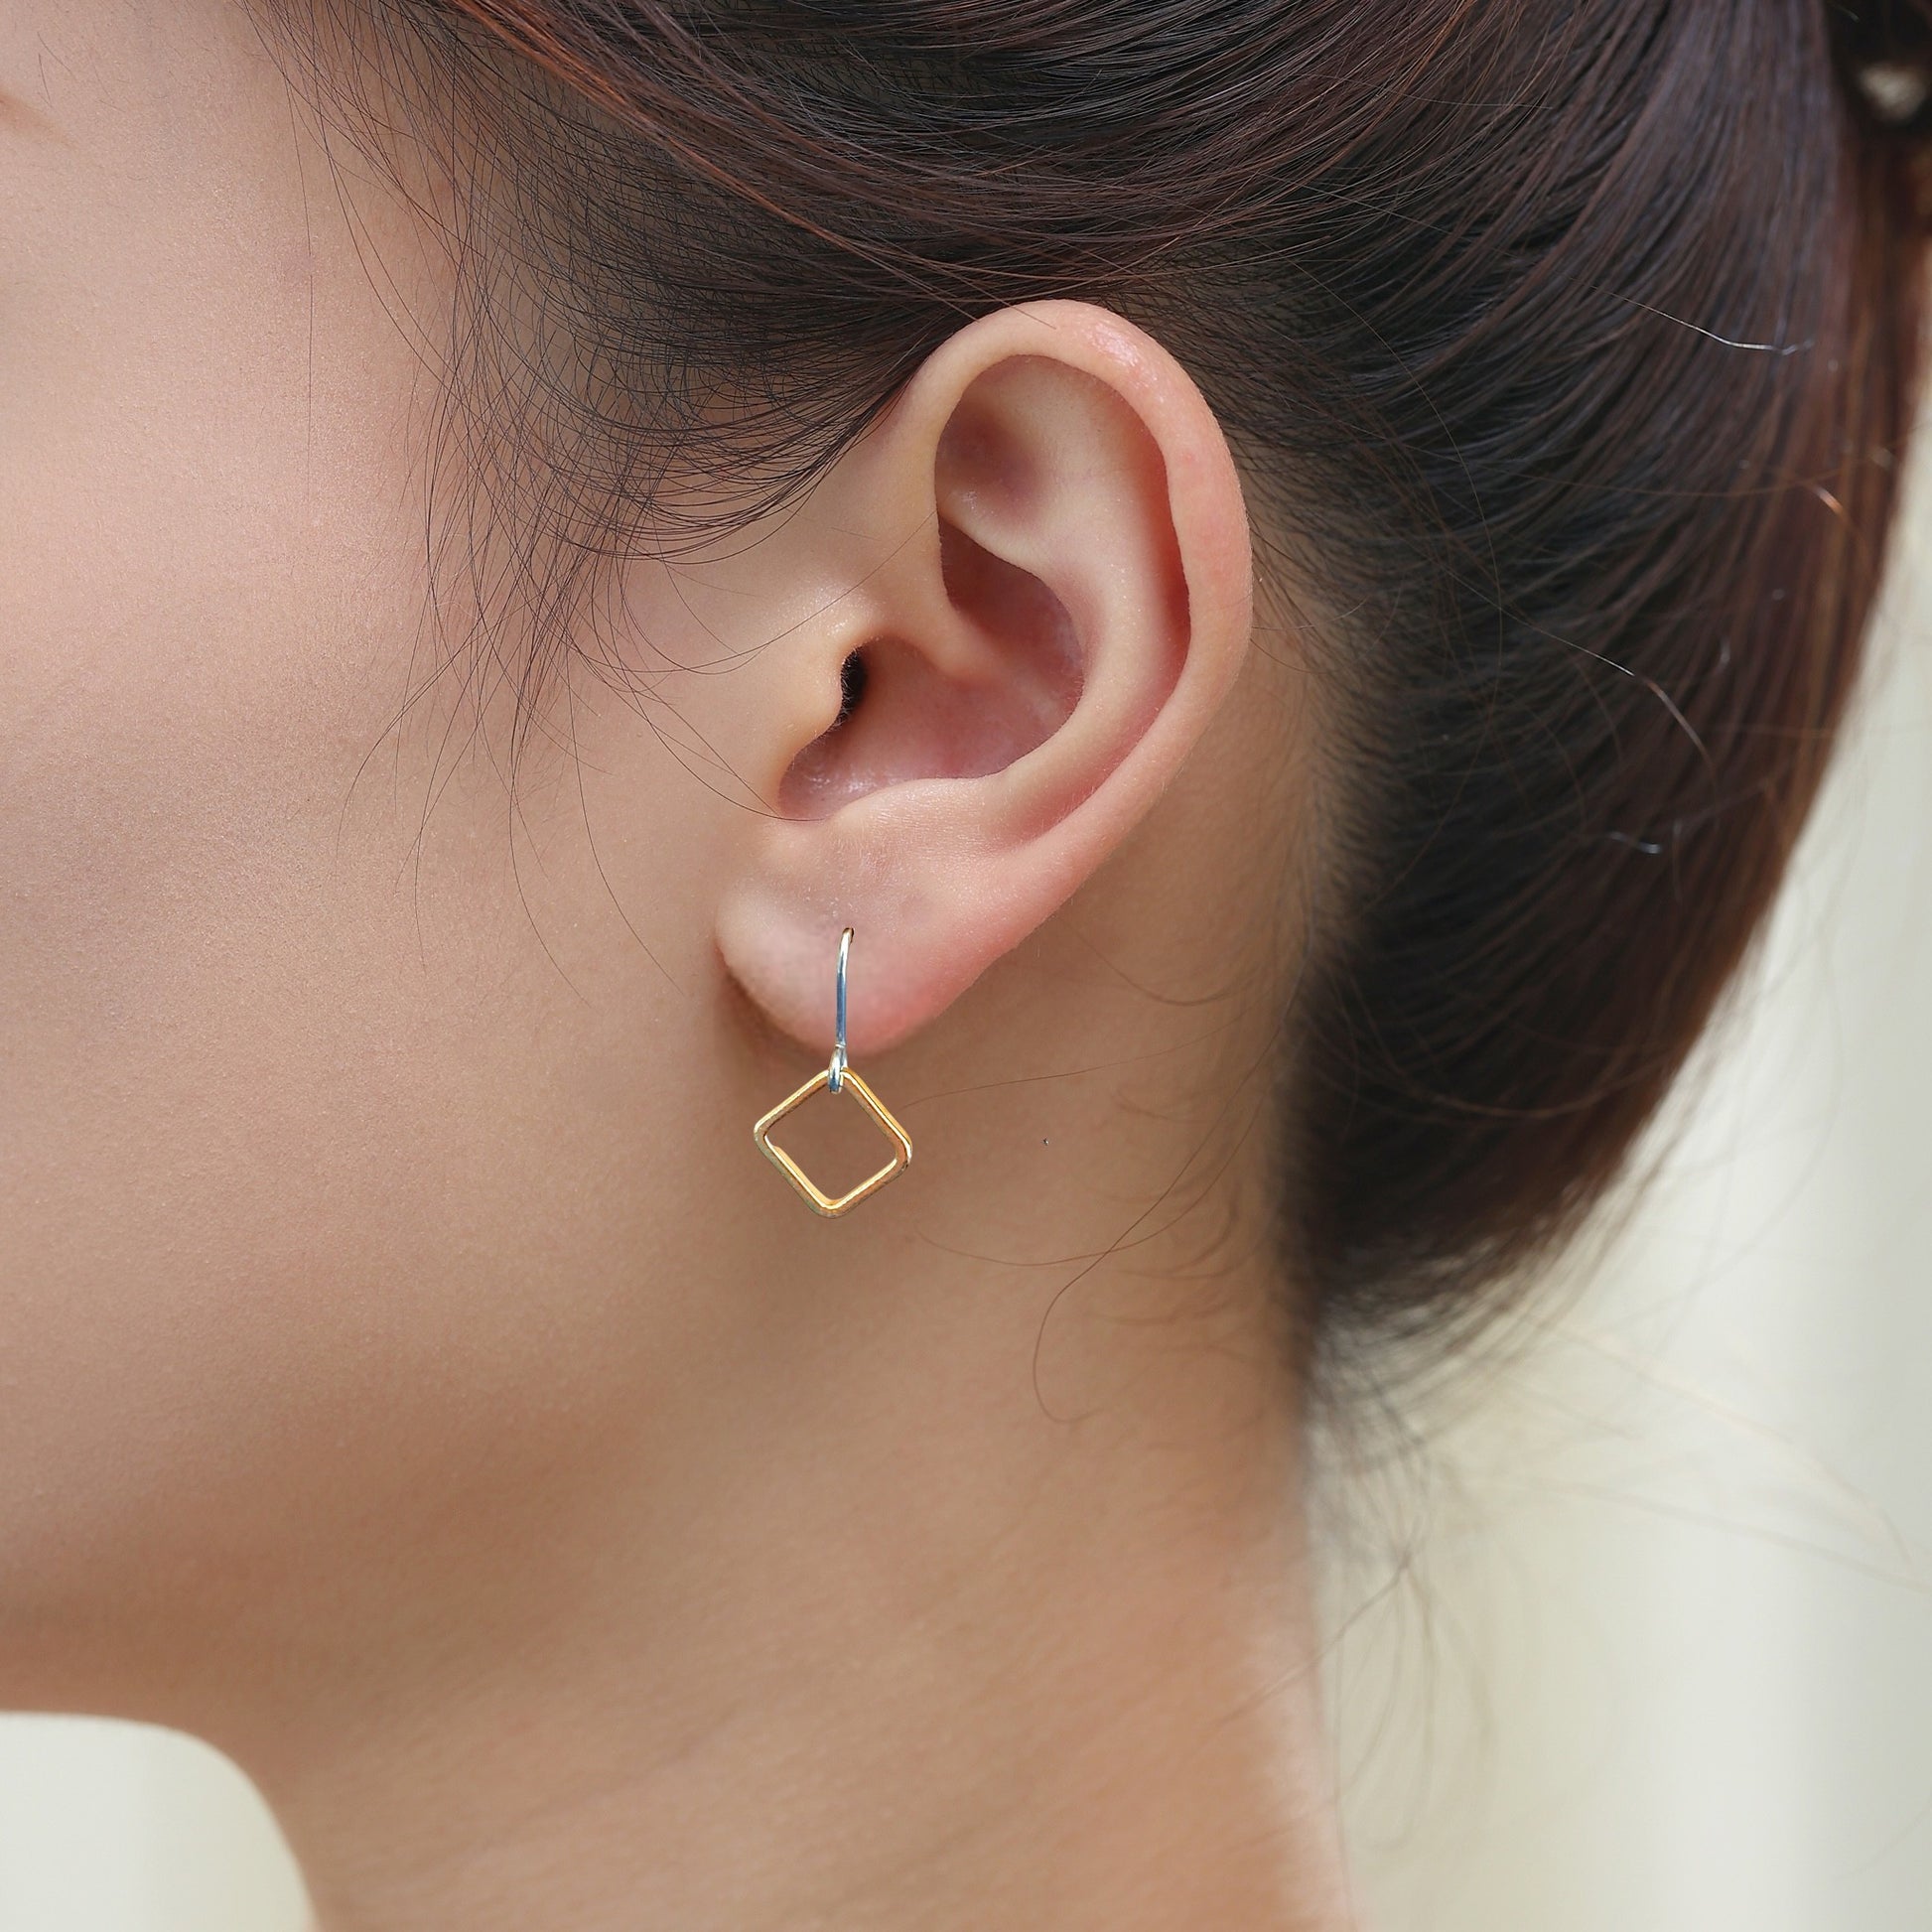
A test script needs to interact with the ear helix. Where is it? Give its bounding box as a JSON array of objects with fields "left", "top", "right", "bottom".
[{"left": 751, "top": 927, "right": 913, "bottom": 1216}]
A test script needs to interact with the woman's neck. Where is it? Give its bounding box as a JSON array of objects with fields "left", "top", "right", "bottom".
[{"left": 218, "top": 1177, "right": 1351, "bottom": 1930}]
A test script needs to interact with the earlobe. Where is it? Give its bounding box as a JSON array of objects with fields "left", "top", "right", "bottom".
[{"left": 716, "top": 301, "right": 1254, "bottom": 1067}]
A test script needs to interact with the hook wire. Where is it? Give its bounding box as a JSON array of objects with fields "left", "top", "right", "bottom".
[{"left": 829, "top": 925, "right": 853, "bottom": 1092}]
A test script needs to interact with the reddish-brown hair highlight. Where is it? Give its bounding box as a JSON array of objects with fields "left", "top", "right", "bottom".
[{"left": 278, "top": 0, "right": 1932, "bottom": 1366}]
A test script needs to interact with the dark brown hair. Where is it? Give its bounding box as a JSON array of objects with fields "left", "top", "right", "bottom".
[{"left": 277, "top": 0, "right": 1930, "bottom": 1365}]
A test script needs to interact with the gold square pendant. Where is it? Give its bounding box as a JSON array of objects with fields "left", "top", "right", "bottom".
[{"left": 753, "top": 1067, "right": 913, "bottom": 1217}]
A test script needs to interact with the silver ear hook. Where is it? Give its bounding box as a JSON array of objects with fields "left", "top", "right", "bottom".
[{"left": 829, "top": 925, "right": 853, "bottom": 1093}]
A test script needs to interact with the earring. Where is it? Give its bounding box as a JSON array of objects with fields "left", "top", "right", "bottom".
[{"left": 753, "top": 926, "right": 913, "bottom": 1216}]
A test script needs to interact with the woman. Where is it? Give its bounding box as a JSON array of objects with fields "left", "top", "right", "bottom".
[{"left": 1, "top": 2, "right": 1923, "bottom": 1926}]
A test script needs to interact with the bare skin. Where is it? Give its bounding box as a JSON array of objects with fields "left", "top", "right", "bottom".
[{"left": 0, "top": 5, "right": 1350, "bottom": 1928}]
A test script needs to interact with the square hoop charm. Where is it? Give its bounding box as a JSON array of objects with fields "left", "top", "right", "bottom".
[{"left": 753, "top": 1067, "right": 912, "bottom": 1217}]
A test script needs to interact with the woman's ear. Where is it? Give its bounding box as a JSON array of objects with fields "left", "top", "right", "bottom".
[{"left": 714, "top": 300, "right": 1254, "bottom": 1060}]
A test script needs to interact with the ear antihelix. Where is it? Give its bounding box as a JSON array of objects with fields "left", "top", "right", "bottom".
[{"left": 752, "top": 927, "right": 912, "bottom": 1216}]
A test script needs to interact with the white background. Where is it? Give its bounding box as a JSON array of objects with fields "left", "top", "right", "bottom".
[{"left": 1, "top": 491, "right": 1928, "bottom": 1931}]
